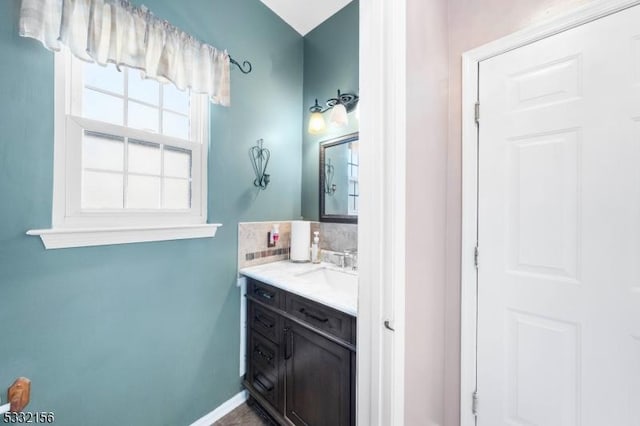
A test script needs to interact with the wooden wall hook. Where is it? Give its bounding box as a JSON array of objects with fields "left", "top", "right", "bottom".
[{"left": 8, "top": 377, "right": 30, "bottom": 412}]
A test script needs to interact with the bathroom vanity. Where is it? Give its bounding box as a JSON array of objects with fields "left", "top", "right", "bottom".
[{"left": 240, "top": 261, "right": 357, "bottom": 426}]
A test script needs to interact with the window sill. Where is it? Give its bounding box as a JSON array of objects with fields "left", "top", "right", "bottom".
[{"left": 26, "top": 223, "right": 222, "bottom": 250}]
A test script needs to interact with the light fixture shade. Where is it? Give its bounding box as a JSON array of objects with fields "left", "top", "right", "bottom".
[
  {"left": 330, "top": 103, "right": 348, "bottom": 127},
  {"left": 308, "top": 111, "right": 326, "bottom": 134}
]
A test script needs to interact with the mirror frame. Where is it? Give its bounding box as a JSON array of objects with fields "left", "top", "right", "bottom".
[{"left": 319, "top": 132, "right": 359, "bottom": 224}]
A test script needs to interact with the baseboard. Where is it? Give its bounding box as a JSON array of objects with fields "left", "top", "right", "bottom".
[{"left": 190, "top": 390, "right": 248, "bottom": 426}]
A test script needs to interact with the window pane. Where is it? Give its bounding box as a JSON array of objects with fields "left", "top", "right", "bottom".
[
  {"left": 128, "top": 70, "right": 159, "bottom": 105},
  {"left": 84, "top": 62, "right": 124, "bottom": 95},
  {"left": 349, "top": 143, "right": 359, "bottom": 163},
  {"left": 163, "top": 177, "right": 190, "bottom": 209},
  {"left": 83, "top": 131, "right": 124, "bottom": 172},
  {"left": 128, "top": 101, "right": 159, "bottom": 133},
  {"left": 127, "top": 175, "right": 161, "bottom": 209},
  {"left": 163, "top": 111, "right": 190, "bottom": 139},
  {"left": 164, "top": 147, "right": 191, "bottom": 178},
  {"left": 82, "top": 170, "right": 123, "bottom": 209},
  {"left": 163, "top": 83, "right": 190, "bottom": 114},
  {"left": 128, "top": 140, "right": 160, "bottom": 175},
  {"left": 83, "top": 89, "right": 124, "bottom": 125}
]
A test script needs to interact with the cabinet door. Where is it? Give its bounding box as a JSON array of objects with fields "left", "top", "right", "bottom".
[{"left": 284, "top": 321, "right": 353, "bottom": 426}]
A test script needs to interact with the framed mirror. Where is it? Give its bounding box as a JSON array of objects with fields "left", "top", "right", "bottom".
[{"left": 319, "top": 132, "right": 359, "bottom": 223}]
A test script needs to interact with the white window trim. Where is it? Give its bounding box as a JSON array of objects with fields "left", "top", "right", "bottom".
[
  {"left": 26, "top": 224, "right": 220, "bottom": 250},
  {"left": 27, "top": 50, "right": 221, "bottom": 249}
]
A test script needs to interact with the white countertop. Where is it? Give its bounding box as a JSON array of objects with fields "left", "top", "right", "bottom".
[{"left": 239, "top": 261, "right": 358, "bottom": 316}]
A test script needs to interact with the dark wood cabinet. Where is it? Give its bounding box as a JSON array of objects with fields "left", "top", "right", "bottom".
[
  {"left": 244, "top": 279, "right": 356, "bottom": 426},
  {"left": 285, "top": 293, "right": 355, "bottom": 344},
  {"left": 284, "top": 320, "right": 352, "bottom": 426},
  {"left": 247, "top": 326, "right": 284, "bottom": 412}
]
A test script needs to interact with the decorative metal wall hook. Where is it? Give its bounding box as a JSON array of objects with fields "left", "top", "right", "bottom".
[
  {"left": 229, "top": 56, "right": 253, "bottom": 74},
  {"left": 250, "top": 139, "right": 270, "bottom": 189},
  {"left": 324, "top": 159, "right": 336, "bottom": 195}
]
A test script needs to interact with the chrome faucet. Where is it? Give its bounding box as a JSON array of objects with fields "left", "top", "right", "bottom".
[
  {"left": 334, "top": 249, "right": 358, "bottom": 270},
  {"left": 343, "top": 249, "right": 358, "bottom": 271}
]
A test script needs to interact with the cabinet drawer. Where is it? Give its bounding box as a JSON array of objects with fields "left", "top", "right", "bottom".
[
  {"left": 286, "top": 294, "right": 355, "bottom": 344},
  {"left": 250, "top": 330, "right": 279, "bottom": 371},
  {"left": 247, "top": 329, "right": 283, "bottom": 412},
  {"left": 249, "top": 367, "right": 279, "bottom": 409},
  {"left": 249, "top": 302, "right": 279, "bottom": 342},
  {"left": 248, "top": 279, "right": 282, "bottom": 308}
]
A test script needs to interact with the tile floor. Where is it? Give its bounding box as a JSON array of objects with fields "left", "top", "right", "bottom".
[{"left": 212, "top": 402, "right": 274, "bottom": 426}]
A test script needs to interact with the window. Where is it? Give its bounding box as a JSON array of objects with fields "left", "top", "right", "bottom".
[
  {"left": 347, "top": 142, "right": 359, "bottom": 215},
  {"left": 58, "top": 52, "right": 209, "bottom": 226},
  {"left": 27, "top": 50, "right": 219, "bottom": 249}
]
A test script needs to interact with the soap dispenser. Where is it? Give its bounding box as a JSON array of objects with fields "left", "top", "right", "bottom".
[{"left": 311, "top": 231, "right": 321, "bottom": 264}]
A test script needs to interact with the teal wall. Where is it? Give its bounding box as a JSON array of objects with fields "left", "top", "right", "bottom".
[
  {"left": 301, "top": 1, "right": 360, "bottom": 220},
  {"left": 0, "top": 0, "right": 302, "bottom": 425}
]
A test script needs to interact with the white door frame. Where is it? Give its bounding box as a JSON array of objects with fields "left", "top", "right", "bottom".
[
  {"left": 357, "top": 0, "right": 407, "bottom": 425},
  {"left": 460, "top": 1, "right": 640, "bottom": 425}
]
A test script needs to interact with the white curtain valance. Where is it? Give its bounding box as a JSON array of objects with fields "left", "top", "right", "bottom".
[{"left": 19, "top": 0, "right": 231, "bottom": 106}]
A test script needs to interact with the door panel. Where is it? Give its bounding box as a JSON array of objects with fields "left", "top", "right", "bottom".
[
  {"left": 478, "top": 5, "right": 640, "bottom": 426},
  {"left": 506, "top": 129, "right": 580, "bottom": 281},
  {"left": 507, "top": 54, "right": 583, "bottom": 112},
  {"left": 505, "top": 310, "right": 579, "bottom": 426}
]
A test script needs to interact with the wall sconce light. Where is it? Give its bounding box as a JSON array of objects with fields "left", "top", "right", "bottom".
[
  {"left": 308, "top": 90, "right": 359, "bottom": 134},
  {"left": 308, "top": 100, "right": 326, "bottom": 134}
]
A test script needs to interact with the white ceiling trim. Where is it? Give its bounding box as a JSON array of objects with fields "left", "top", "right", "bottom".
[{"left": 260, "top": 0, "right": 353, "bottom": 36}]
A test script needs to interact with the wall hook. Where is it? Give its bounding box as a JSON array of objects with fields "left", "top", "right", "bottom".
[{"left": 250, "top": 139, "right": 270, "bottom": 190}]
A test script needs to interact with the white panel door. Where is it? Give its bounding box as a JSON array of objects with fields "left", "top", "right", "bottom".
[{"left": 477, "top": 5, "right": 640, "bottom": 426}]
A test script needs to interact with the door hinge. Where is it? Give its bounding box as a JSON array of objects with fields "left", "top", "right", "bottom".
[
  {"left": 474, "top": 102, "right": 480, "bottom": 124},
  {"left": 472, "top": 391, "right": 479, "bottom": 417},
  {"left": 474, "top": 246, "right": 479, "bottom": 269}
]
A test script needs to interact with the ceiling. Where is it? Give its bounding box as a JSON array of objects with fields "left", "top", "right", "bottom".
[{"left": 260, "top": 0, "right": 353, "bottom": 36}]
